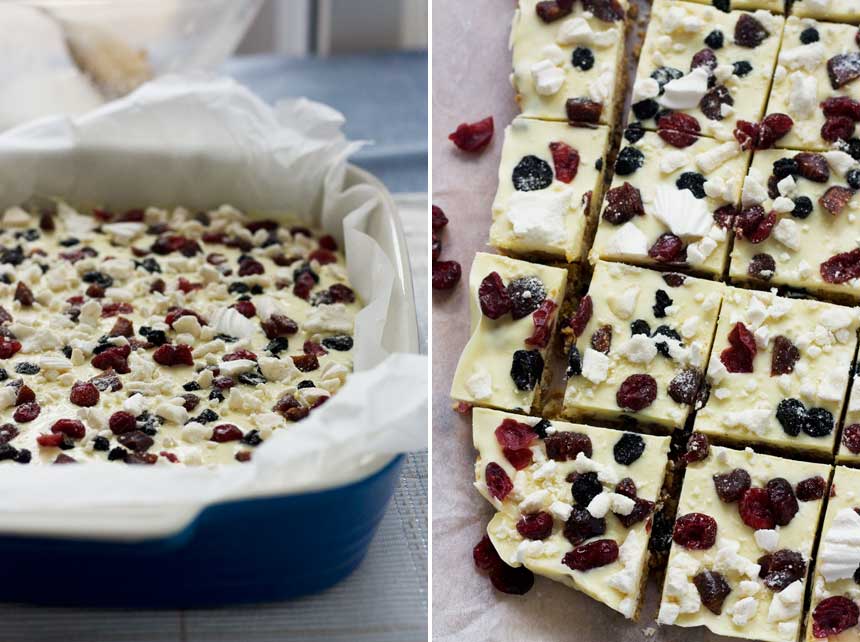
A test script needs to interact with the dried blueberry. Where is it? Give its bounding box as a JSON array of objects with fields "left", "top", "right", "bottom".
[
  {"left": 82, "top": 271, "right": 114, "bottom": 288},
  {"left": 266, "top": 336, "right": 290, "bottom": 355},
  {"left": 195, "top": 409, "right": 219, "bottom": 424},
  {"left": 847, "top": 138, "right": 860, "bottom": 161},
  {"left": 630, "top": 319, "right": 651, "bottom": 336},
  {"left": 776, "top": 398, "right": 806, "bottom": 437},
  {"left": 511, "top": 350, "right": 544, "bottom": 391},
  {"left": 613, "top": 433, "right": 646, "bottom": 465},
  {"left": 773, "top": 157, "right": 798, "bottom": 179},
  {"left": 512, "top": 155, "right": 553, "bottom": 192},
  {"left": 507, "top": 276, "right": 546, "bottom": 320},
  {"left": 136, "top": 257, "right": 161, "bottom": 274},
  {"left": 624, "top": 122, "right": 645, "bottom": 143},
  {"left": 228, "top": 282, "right": 250, "bottom": 294},
  {"left": 632, "top": 99, "right": 659, "bottom": 121},
  {"left": 571, "top": 471, "right": 603, "bottom": 506},
  {"left": 182, "top": 381, "right": 201, "bottom": 391},
  {"left": 614, "top": 146, "right": 645, "bottom": 176},
  {"left": 653, "top": 289, "right": 673, "bottom": 318},
  {"left": 567, "top": 345, "right": 582, "bottom": 377},
  {"left": 705, "top": 30, "right": 724, "bottom": 49},
  {"left": 848, "top": 169, "right": 860, "bottom": 190},
  {"left": 791, "top": 196, "right": 813, "bottom": 219},
  {"left": 653, "top": 325, "right": 681, "bottom": 358},
  {"left": 572, "top": 47, "right": 595, "bottom": 71},
  {"left": 804, "top": 407, "right": 834, "bottom": 437},
  {"left": 14, "top": 362, "right": 39, "bottom": 375},
  {"left": 108, "top": 446, "right": 128, "bottom": 462},
  {"left": 732, "top": 61, "right": 753, "bottom": 77},
  {"left": 651, "top": 67, "right": 684, "bottom": 93},
  {"left": 676, "top": 172, "right": 707, "bottom": 199},
  {"left": 322, "top": 335, "right": 353, "bottom": 351},
  {"left": 242, "top": 430, "right": 263, "bottom": 446},
  {"left": 14, "top": 448, "right": 30, "bottom": 464},
  {"left": 238, "top": 371, "right": 267, "bottom": 386},
  {"left": 533, "top": 419, "right": 551, "bottom": 439},
  {"left": 297, "top": 380, "right": 315, "bottom": 389},
  {"left": 800, "top": 27, "right": 820, "bottom": 44}
]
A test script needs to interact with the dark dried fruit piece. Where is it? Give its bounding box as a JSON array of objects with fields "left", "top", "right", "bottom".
[
  {"left": 507, "top": 277, "right": 547, "bottom": 320},
  {"left": 562, "top": 539, "right": 619, "bottom": 571},
  {"left": 771, "top": 335, "right": 800, "bottom": 376},
  {"left": 69, "top": 381, "right": 99, "bottom": 407},
  {"left": 805, "top": 407, "right": 834, "bottom": 438},
  {"left": 748, "top": 253, "right": 776, "bottom": 280},
  {"left": 489, "top": 563, "right": 535, "bottom": 595},
  {"left": 796, "top": 476, "right": 827, "bottom": 502},
  {"left": 766, "top": 478, "right": 799, "bottom": 526},
  {"left": 720, "top": 322, "right": 757, "bottom": 373},
  {"left": 820, "top": 186, "right": 855, "bottom": 215},
  {"left": 616, "top": 374, "right": 657, "bottom": 412},
  {"left": 547, "top": 431, "right": 592, "bottom": 462},
  {"left": 581, "top": 0, "right": 624, "bottom": 22},
  {"left": 614, "top": 146, "right": 644, "bottom": 176},
  {"left": 448, "top": 116, "right": 494, "bottom": 152},
  {"left": 570, "top": 471, "right": 603, "bottom": 506},
  {"left": 570, "top": 295, "right": 592, "bottom": 337},
  {"left": 525, "top": 300, "right": 558, "bottom": 349},
  {"left": 517, "top": 512, "right": 554, "bottom": 540},
  {"left": 758, "top": 549, "right": 807, "bottom": 591},
  {"left": 572, "top": 47, "right": 595, "bottom": 71},
  {"left": 734, "top": 119, "right": 760, "bottom": 151},
  {"left": 478, "top": 272, "right": 512, "bottom": 319},
  {"left": 822, "top": 96, "right": 860, "bottom": 121},
  {"left": 758, "top": 113, "right": 794, "bottom": 149},
  {"left": 590, "top": 325, "right": 612, "bottom": 354},
  {"left": 657, "top": 112, "right": 701, "bottom": 148},
  {"left": 473, "top": 535, "right": 503, "bottom": 571},
  {"left": 828, "top": 53, "right": 860, "bottom": 90},
  {"left": 713, "top": 468, "right": 752, "bottom": 503},
  {"left": 673, "top": 513, "right": 717, "bottom": 549},
  {"left": 567, "top": 345, "right": 582, "bottom": 377},
  {"left": 649, "top": 233, "right": 685, "bottom": 263},
  {"left": 535, "top": 0, "right": 573, "bottom": 23},
  {"left": 822, "top": 116, "right": 856, "bottom": 143},
  {"left": 602, "top": 182, "right": 644, "bottom": 225},
  {"left": 694, "top": 570, "right": 732, "bottom": 614},
  {"left": 563, "top": 506, "right": 606, "bottom": 545},
  {"left": 794, "top": 152, "right": 830, "bottom": 183},
  {"left": 512, "top": 155, "right": 553, "bottom": 192},
  {"left": 495, "top": 418, "right": 536, "bottom": 451},
  {"left": 549, "top": 141, "right": 580, "bottom": 183},
  {"left": 822, "top": 248, "right": 860, "bottom": 284},
  {"left": 432, "top": 261, "right": 462, "bottom": 290},
  {"left": 843, "top": 424, "right": 860, "bottom": 454},
  {"left": 734, "top": 13, "right": 769, "bottom": 48},
  {"left": 812, "top": 596, "right": 859, "bottom": 637},
  {"left": 510, "top": 349, "right": 543, "bottom": 391},
  {"left": 653, "top": 289, "right": 673, "bottom": 318},
  {"left": 776, "top": 398, "right": 807, "bottom": 437},
  {"left": 613, "top": 433, "right": 645, "bottom": 466},
  {"left": 684, "top": 431, "right": 710, "bottom": 464},
  {"left": 485, "top": 462, "right": 513, "bottom": 500},
  {"left": 690, "top": 48, "right": 718, "bottom": 74},
  {"left": 700, "top": 85, "right": 734, "bottom": 121},
  {"left": 565, "top": 98, "right": 603, "bottom": 124},
  {"left": 739, "top": 487, "right": 775, "bottom": 530},
  {"left": 616, "top": 497, "right": 655, "bottom": 528},
  {"left": 432, "top": 205, "right": 448, "bottom": 230}
]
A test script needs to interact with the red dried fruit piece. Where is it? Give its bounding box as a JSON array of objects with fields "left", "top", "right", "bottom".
[
  {"left": 495, "top": 418, "right": 536, "bottom": 451},
  {"left": 794, "top": 152, "right": 830, "bottom": 182},
  {"left": 822, "top": 116, "right": 856, "bottom": 142},
  {"left": 684, "top": 432, "right": 710, "bottom": 464},
  {"left": 581, "top": 0, "right": 624, "bottom": 22},
  {"left": 261, "top": 314, "right": 299, "bottom": 339},
  {"left": 91, "top": 345, "right": 131, "bottom": 374},
  {"left": 68, "top": 383, "right": 100, "bottom": 412},
  {"left": 109, "top": 411, "right": 137, "bottom": 435},
  {"left": 525, "top": 300, "right": 558, "bottom": 349},
  {"left": 739, "top": 487, "right": 775, "bottom": 530},
  {"left": 517, "top": 512, "right": 554, "bottom": 540},
  {"left": 85, "top": 284, "right": 105, "bottom": 299},
  {"left": 177, "top": 277, "right": 203, "bottom": 294},
  {"left": 478, "top": 272, "right": 512, "bottom": 319},
  {"left": 757, "top": 113, "right": 794, "bottom": 149},
  {"left": 165, "top": 308, "right": 207, "bottom": 328},
  {"left": 36, "top": 432, "right": 64, "bottom": 448},
  {"left": 813, "top": 596, "right": 859, "bottom": 638},
  {"left": 746, "top": 209, "right": 776, "bottom": 243},
  {"left": 502, "top": 448, "right": 533, "bottom": 470},
  {"left": 535, "top": 0, "right": 572, "bottom": 23},
  {"left": 224, "top": 349, "right": 258, "bottom": 362},
  {"left": 672, "top": 513, "right": 717, "bottom": 549},
  {"left": 548, "top": 141, "right": 580, "bottom": 184},
  {"left": 473, "top": 535, "right": 503, "bottom": 571},
  {"left": 232, "top": 300, "right": 256, "bottom": 319},
  {"left": 668, "top": 369, "right": 701, "bottom": 407},
  {"left": 100, "top": 302, "right": 133, "bottom": 318},
  {"left": 152, "top": 344, "right": 194, "bottom": 367},
  {"left": 15, "top": 385, "right": 34, "bottom": 405},
  {"left": 602, "top": 182, "right": 644, "bottom": 225},
  {"left": 820, "top": 186, "right": 855, "bottom": 215},
  {"left": 758, "top": 549, "right": 807, "bottom": 591},
  {"left": 700, "top": 85, "right": 734, "bottom": 121},
  {"left": 0, "top": 423, "right": 18, "bottom": 444},
  {"left": 734, "top": 13, "right": 768, "bottom": 48},
  {"left": 13, "top": 401, "right": 39, "bottom": 423},
  {"left": 545, "top": 431, "right": 592, "bottom": 461},
  {"left": 303, "top": 341, "right": 327, "bottom": 356},
  {"left": 292, "top": 354, "right": 320, "bottom": 372},
  {"left": 617, "top": 497, "right": 655, "bottom": 528},
  {"left": 733, "top": 120, "right": 760, "bottom": 151},
  {"left": 562, "top": 539, "right": 619, "bottom": 571},
  {"left": 109, "top": 317, "right": 134, "bottom": 337},
  {"left": 448, "top": 116, "right": 494, "bottom": 152},
  {"left": 616, "top": 374, "right": 657, "bottom": 412},
  {"left": 489, "top": 563, "right": 534, "bottom": 595},
  {"left": 308, "top": 249, "right": 337, "bottom": 265},
  {"left": 720, "top": 322, "right": 756, "bottom": 373},
  {"left": 657, "top": 112, "right": 701, "bottom": 148},
  {"left": 843, "top": 424, "right": 860, "bottom": 454},
  {"left": 212, "top": 376, "right": 235, "bottom": 390},
  {"left": 690, "top": 48, "right": 718, "bottom": 73},
  {"left": 694, "top": 570, "right": 732, "bottom": 615},
  {"left": 50, "top": 419, "right": 85, "bottom": 440},
  {"left": 14, "top": 282, "right": 33, "bottom": 307},
  {"left": 821, "top": 248, "right": 860, "bottom": 284},
  {"left": 0, "top": 337, "right": 21, "bottom": 359},
  {"left": 766, "top": 477, "right": 799, "bottom": 526},
  {"left": 485, "top": 461, "right": 514, "bottom": 500},
  {"left": 569, "top": 295, "right": 592, "bottom": 337},
  {"left": 733, "top": 205, "right": 765, "bottom": 239},
  {"left": 648, "top": 233, "right": 685, "bottom": 263},
  {"left": 150, "top": 279, "right": 166, "bottom": 294},
  {"left": 432, "top": 205, "right": 448, "bottom": 230},
  {"left": 590, "top": 324, "right": 612, "bottom": 354},
  {"left": 771, "top": 335, "right": 800, "bottom": 376},
  {"left": 828, "top": 52, "right": 860, "bottom": 90},
  {"left": 211, "top": 424, "right": 243, "bottom": 443},
  {"left": 566, "top": 97, "right": 603, "bottom": 124},
  {"left": 90, "top": 369, "right": 123, "bottom": 392},
  {"left": 563, "top": 506, "right": 607, "bottom": 545},
  {"left": 822, "top": 96, "right": 860, "bottom": 121},
  {"left": 796, "top": 475, "right": 827, "bottom": 502},
  {"left": 0, "top": 306, "right": 12, "bottom": 324},
  {"left": 293, "top": 271, "right": 316, "bottom": 300},
  {"left": 748, "top": 253, "right": 776, "bottom": 281},
  {"left": 327, "top": 283, "right": 355, "bottom": 304},
  {"left": 615, "top": 478, "right": 637, "bottom": 499},
  {"left": 432, "top": 260, "right": 462, "bottom": 290}
]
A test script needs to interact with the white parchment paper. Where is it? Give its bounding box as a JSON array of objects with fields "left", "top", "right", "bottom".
[{"left": 0, "top": 76, "right": 427, "bottom": 538}]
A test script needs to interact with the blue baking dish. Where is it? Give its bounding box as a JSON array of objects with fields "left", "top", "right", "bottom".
[{"left": 0, "top": 163, "right": 421, "bottom": 607}]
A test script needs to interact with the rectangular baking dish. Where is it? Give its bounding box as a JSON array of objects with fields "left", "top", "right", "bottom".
[{"left": 0, "top": 163, "right": 420, "bottom": 607}]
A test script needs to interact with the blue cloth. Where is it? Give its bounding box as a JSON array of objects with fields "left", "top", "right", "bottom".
[{"left": 225, "top": 51, "right": 428, "bottom": 193}]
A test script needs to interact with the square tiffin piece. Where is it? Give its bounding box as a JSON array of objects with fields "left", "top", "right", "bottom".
[
  {"left": 562, "top": 261, "right": 725, "bottom": 431},
  {"left": 658, "top": 445, "right": 830, "bottom": 642},
  {"left": 589, "top": 129, "right": 749, "bottom": 276},
  {"left": 473, "top": 407, "right": 670, "bottom": 619},
  {"left": 765, "top": 17, "right": 860, "bottom": 152},
  {"left": 510, "top": 0, "right": 629, "bottom": 126},
  {"left": 696, "top": 287, "right": 860, "bottom": 455},
  {"left": 491, "top": 117, "right": 610, "bottom": 262},
  {"left": 669, "top": 0, "right": 783, "bottom": 12},
  {"left": 629, "top": 1, "right": 783, "bottom": 142},
  {"left": 451, "top": 253, "right": 567, "bottom": 414},
  {"left": 792, "top": 0, "right": 860, "bottom": 24},
  {"left": 805, "top": 466, "right": 860, "bottom": 642},
  {"left": 729, "top": 147, "right": 860, "bottom": 300},
  {"left": 837, "top": 375, "right": 860, "bottom": 462}
]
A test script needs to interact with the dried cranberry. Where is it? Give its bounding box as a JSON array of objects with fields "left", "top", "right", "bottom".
[
  {"left": 672, "top": 513, "right": 717, "bottom": 549},
  {"left": 517, "top": 512, "right": 554, "bottom": 540},
  {"left": 766, "top": 478, "right": 799, "bottom": 526},
  {"left": 734, "top": 119, "right": 760, "bottom": 150},
  {"left": 545, "top": 431, "right": 592, "bottom": 461},
  {"left": 0, "top": 337, "right": 21, "bottom": 359},
  {"left": 261, "top": 314, "right": 299, "bottom": 339},
  {"left": 211, "top": 424, "right": 243, "bottom": 443},
  {"left": 562, "top": 539, "right": 619, "bottom": 571},
  {"left": 13, "top": 402, "right": 40, "bottom": 423},
  {"left": 813, "top": 596, "right": 860, "bottom": 637},
  {"left": 109, "top": 411, "right": 137, "bottom": 435},
  {"left": 823, "top": 96, "right": 860, "bottom": 120},
  {"left": 535, "top": 0, "right": 572, "bottom": 23},
  {"left": 563, "top": 506, "right": 606, "bottom": 545},
  {"left": 565, "top": 98, "right": 603, "bottom": 125},
  {"left": 748, "top": 253, "right": 776, "bottom": 280},
  {"left": 757, "top": 113, "right": 794, "bottom": 149},
  {"left": 549, "top": 141, "right": 580, "bottom": 183},
  {"left": 152, "top": 344, "right": 194, "bottom": 367},
  {"left": 828, "top": 52, "right": 860, "bottom": 90},
  {"left": 570, "top": 295, "right": 592, "bottom": 337},
  {"left": 308, "top": 249, "right": 337, "bottom": 266},
  {"left": 448, "top": 116, "right": 494, "bottom": 152},
  {"left": 684, "top": 432, "right": 710, "bottom": 464},
  {"left": 293, "top": 271, "right": 317, "bottom": 299},
  {"left": 746, "top": 209, "right": 776, "bottom": 243},
  {"left": 224, "top": 349, "right": 257, "bottom": 362},
  {"left": 699, "top": 85, "right": 733, "bottom": 121},
  {"left": 36, "top": 432, "right": 64, "bottom": 448},
  {"left": 616, "top": 374, "right": 657, "bottom": 412},
  {"left": 669, "top": 369, "right": 701, "bottom": 406},
  {"left": 13, "top": 282, "right": 33, "bottom": 306},
  {"left": 293, "top": 354, "right": 320, "bottom": 372},
  {"left": 485, "top": 462, "right": 513, "bottom": 500},
  {"left": 495, "top": 419, "right": 536, "bottom": 451},
  {"left": 109, "top": 317, "right": 134, "bottom": 338},
  {"left": 303, "top": 341, "right": 327, "bottom": 356},
  {"left": 822, "top": 248, "right": 860, "bottom": 284},
  {"left": 844, "top": 424, "right": 860, "bottom": 454},
  {"left": 503, "top": 448, "right": 533, "bottom": 470},
  {"left": 590, "top": 324, "right": 612, "bottom": 354},
  {"left": 796, "top": 476, "right": 827, "bottom": 501},
  {"left": 617, "top": 497, "right": 655, "bottom": 528},
  {"left": 822, "top": 116, "right": 856, "bottom": 142},
  {"left": 525, "top": 300, "right": 557, "bottom": 349},
  {"left": 820, "top": 186, "right": 855, "bottom": 215},
  {"left": 690, "top": 48, "right": 718, "bottom": 73},
  {"left": 69, "top": 381, "right": 99, "bottom": 407},
  {"left": 720, "top": 322, "right": 756, "bottom": 373},
  {"left": 771, "top": 335, "right": 800, "bottom": 376},
  {"left": 734, "top": 13, "right": 768, "bottom": 48},
  {"left": 473, "top": 535, "right": 503, "bottom": 571},
  {"left": 759, "top": 549, "right": 807, "bottom": 591},
  {"left": 431, "top": 205, "right": 448, "bottom": 230},
  {"left": 478, "top": 272, "right": 511, "bottom": 319},
  {"left": 794, "top": 152, "right": 830, "bottom": 182},
  {"left": 91, "top": 345, "right": 131, "bottom": 374},
  {"left": 648, "top": 233, "right": 685, "bottom": 262},
  {"left": 602, "top": 182, "right": 644, "bottom": 225},
  {"left": 739, "top": 487, "right": 775, "bottom": 530},
  {"left": 432, "top": 260, "right": 462, "bottom": 290},
  {"left": 657, "top": 112, "right": 701, "bottom": 148},
  {"left": 694, "top": 570, "right": 731, "bottom": 614},
  {"left": 50, "top": 419, "right": 85, "bottom": 440},
  {"left": 0, "top": 423, "right": 18, "bottom": 445},
  {"left": 15, "top": 385, "right": 34, "bottom": 405},
  {"left": 489, "top": 563, "right": 534, "bottom": 595}
]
